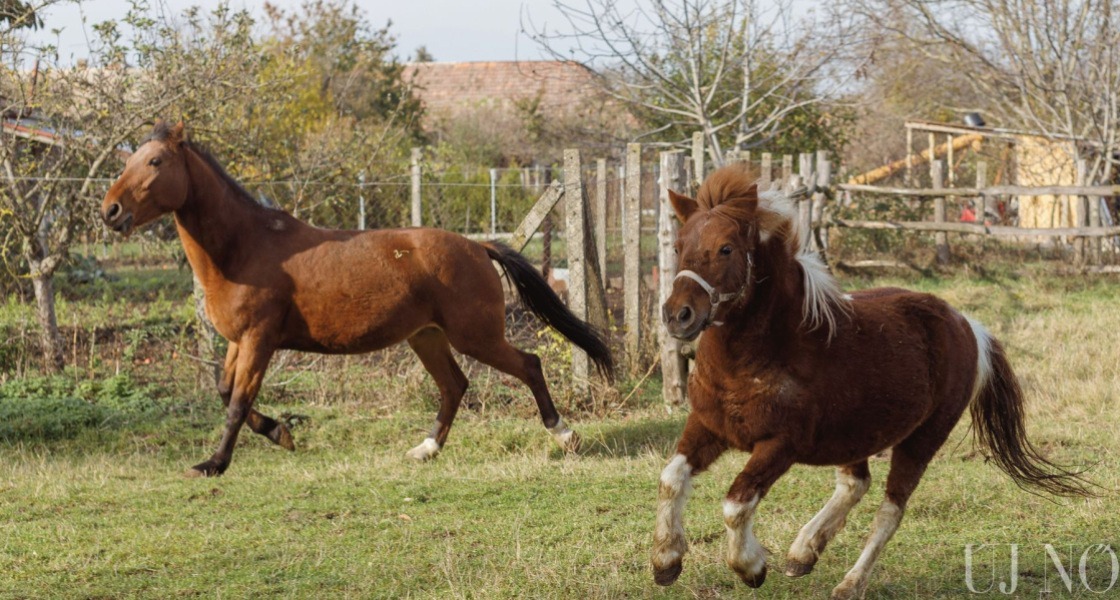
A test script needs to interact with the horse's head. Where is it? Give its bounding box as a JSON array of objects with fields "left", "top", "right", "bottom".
[
  {"left": 102, "top": 120, "right": 191, "bottom": 236},
  {"left": 662, "top": 165, "right": 799, "bottom": 341}
]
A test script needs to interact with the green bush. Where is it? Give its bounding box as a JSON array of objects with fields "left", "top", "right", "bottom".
[{"left": 0, "top": 373, "right": 167, "bottom": 441}]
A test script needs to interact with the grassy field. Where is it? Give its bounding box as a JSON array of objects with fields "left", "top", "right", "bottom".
[{"left": 1, "top": 252, "right": 1118, "bottom": 599}]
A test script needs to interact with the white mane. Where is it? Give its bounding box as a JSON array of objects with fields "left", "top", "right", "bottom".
[{"left": 757, "top": 189, "right": 851, "bottom": 338}]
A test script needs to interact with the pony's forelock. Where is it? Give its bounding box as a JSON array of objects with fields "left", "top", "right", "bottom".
[{"left": 698, "top": 166, "right": 851, "bottom": 339}]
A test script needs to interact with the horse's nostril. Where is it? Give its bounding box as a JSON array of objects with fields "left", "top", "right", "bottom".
[
  {"left": 105, "top": 203, "right": 121, "bottom": 221},
  {"left": 678, "top": 306, "right": 693, "bottom": 324}
]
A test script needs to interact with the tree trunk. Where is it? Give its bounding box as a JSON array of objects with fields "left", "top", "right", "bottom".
[
  {"left": 29, "top": 264, "right": 64, "bottom": 372},
  {"left": 192, "top": 274, "right": 222, "bottom": 387}
]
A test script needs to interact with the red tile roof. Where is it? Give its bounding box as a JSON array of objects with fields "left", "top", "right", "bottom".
[{"left": 403, "top": 60, "right": 602, "bottom": 119}]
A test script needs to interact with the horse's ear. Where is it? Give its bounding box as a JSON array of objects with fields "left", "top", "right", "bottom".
[
  {"left": 668, "top": 189, "right": 699, "bottom": 223},
  {"left": 168, "top": 121, "right": 186, "bottom": 145}
]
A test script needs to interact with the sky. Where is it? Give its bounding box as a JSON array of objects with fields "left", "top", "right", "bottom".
[{"left": 26, "top": 0, "right": 569, "bottom": 63}]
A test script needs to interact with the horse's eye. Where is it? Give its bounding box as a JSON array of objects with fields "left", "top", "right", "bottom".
[
  {"left": 719, "top": 245, "right": 733, "bottom": 255},
  {"left": 674, "top": 246, "right": 680, "bottom": 255},
  {"left": 148, "top": 158, "right": 162, "bottom": 167}
]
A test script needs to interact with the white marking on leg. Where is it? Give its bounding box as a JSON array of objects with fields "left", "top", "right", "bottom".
[
  {"left": 652, "top": 454, "right": 692, "bottom": 569},
  {"left": 723, "top": 494, "right": 765, "bottom": 580},
  {"left": 547, "top": 417, "right": 579, "bottom": 452},
  {"left": 405, "top": 437, "right": 441, "bottom": 461},
  {"left": 788, "top": 468, "right": 870, "bottom": 566},
  {"left": 832, "top": 500, "right": 904, "bottom": 599}
]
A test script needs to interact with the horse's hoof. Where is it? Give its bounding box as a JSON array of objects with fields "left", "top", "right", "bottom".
[
  {"left": 785, "top": 558, "right": 815, "bottom": 577},
  {"left": 652, "top": 562, "right": 682, "bottom": 586},
  {"left": 185, "top": 460, "right": 224, "bottom": 478},
  {"left": 406, "top": 438, "right": 440, "bottom": 461},
  {"left": 736, "top": 564, "right": 767, "bottom": 588},
  {"left": 555, "top": 428, "right": 581, "bottom": 453},
  {"left": 273, "top": 424, "right": 296, "bottom": 451},
  {"left": 830, "top": 579, "right": 864, "bottom": 600}
]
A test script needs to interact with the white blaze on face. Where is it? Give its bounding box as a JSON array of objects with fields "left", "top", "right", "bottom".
[
  {"left": 652, "top": 454, "right": 692, "bottom": 567},
  {"left": 723, "top": 494, "right": 765, "bottom": 578}
]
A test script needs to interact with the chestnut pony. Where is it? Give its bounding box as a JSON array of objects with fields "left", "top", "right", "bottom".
[
  {"left": 651, "top": 166, "right": 1089, "bottom": 599},
  {"left": 101, "top": 122, "right": 612, "bottom": 476}
]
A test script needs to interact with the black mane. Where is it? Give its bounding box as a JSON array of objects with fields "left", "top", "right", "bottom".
[{"left": 142, "top": 122, "right": 273, "bottom": 213}]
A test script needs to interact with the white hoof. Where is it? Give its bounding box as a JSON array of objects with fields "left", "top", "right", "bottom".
[
  {"left": 406, "top": 437, "right": 440, "bottom": 461},
  {"left": 548, "top": 418, "right": 580, "bottom": 453}
]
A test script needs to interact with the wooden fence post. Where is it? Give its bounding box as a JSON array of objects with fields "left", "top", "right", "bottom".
[
  {"left": 1086, "top": 161, "right": 1102, "bottom": 263},
  {"left": 623, "top": 143, "right": 643, "bottom": 375},
  {"left": 563, "top": 149, "right": 608, "bottom": 395},
  {"left": 410, "top": 147, "right": 422, "bottom": 227},
  {"left": 1076, "top": 159, "right": 1089, "bottom": 264},
  {"left": 799, "top": 153, "right": 814, "bottom": 187},
  {"left": 976, "top": 161, "right": 989, "bottom": 222},
  {"left": 658, "top": 151, "right": 688, "bottom": 406},
  {"left": 932, "top": 160, "right": 950, "bottom": 264},
  {"left": 813, "top": 150, "right": 831, "bottom": 253},
  {"left": 782, "top": 154, "right": 793, "bottom": 188},
  {"left": 692, "top": 131, "right": 706, "bottom": 191},
  {"left": 595, "top": 158, "right": 608, "bottom": 280},
  {"left": 906, "top": 127, "right": 914, "bottom": 186},
  {"left": 760, "top": 153, "right": 772, "bottom": 190}
]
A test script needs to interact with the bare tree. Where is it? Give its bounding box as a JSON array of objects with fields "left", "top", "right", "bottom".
[
  {"left": 852, "top": 0, "right": 1120, "bottom": 185},
  {"left": 527, "top": 0, "right": 862, "bottom": 164},
  {"left": 0, "top": 2, "right": 269, "bottom": 370}
]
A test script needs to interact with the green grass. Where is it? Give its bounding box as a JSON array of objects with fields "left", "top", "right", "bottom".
[{"left": 0, "top": 264, "right": 1118, "bottom": 598}]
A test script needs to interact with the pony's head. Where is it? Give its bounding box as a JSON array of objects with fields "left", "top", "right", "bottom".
[
  {"left": 662, "top": 164, "right": 846, "bottom": 341},
  {"left": 102, "top": 120, "right": 191, "bottom": 236}
]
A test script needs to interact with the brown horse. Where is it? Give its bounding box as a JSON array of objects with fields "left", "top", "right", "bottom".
[
  {"left": 650, "top": 165, "right": 1089, "bottom": 599},
  {"left": 101, "top": 121, "right": 612, "bottom": 477}
]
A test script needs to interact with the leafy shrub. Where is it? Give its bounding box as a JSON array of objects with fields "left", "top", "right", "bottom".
[{"left": 0, "top": 373, "right": 167, "bottom": 441}]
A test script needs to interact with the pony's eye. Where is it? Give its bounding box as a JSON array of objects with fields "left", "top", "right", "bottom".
[
  {"left": 148, "top": 158, "right": 162, "bottom": 167},
  {"left": 719, "top": 245, "right": 732, "bottom": 256}
]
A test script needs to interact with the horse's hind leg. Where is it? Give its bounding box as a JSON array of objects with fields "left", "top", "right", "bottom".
[
  {"left": 218, "top": 342, "right": 294, "bottom": 451},
  {"left": 448, "top": 331, "right": 578, "bottom": 452},
  {"left": 786, "top": 460, "right": 871, "bottom": 577},
  {"left": 404, "top": 327, "right": 469, "bottom": 461},
  {"left": 830, "top": 435, "right": 946, "bottom": 600}
]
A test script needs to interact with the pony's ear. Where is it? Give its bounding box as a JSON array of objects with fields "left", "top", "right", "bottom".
[
  {"left": 168, "top": 121, "right": 186, "bottom": 145},
  {"left": 668, "top": 189, "right": 699, "bottom": 223}
]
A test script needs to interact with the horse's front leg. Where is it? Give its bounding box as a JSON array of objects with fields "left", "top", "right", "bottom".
[
  {"left": 652, "top": 416, "right": 728, "bottom": 585},
  {"left": 218, "top": 342, "right": 294, "bottom": 451},
  {"left": 188, "top": 335, "right": 275, "bottom": 477},
  {"left": 723, "top": 440, "right": 795, "bottom": 588}
]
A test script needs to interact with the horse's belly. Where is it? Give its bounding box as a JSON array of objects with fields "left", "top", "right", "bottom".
[{"left": 282, "top": 301, "right": 431, "bottom": 354}]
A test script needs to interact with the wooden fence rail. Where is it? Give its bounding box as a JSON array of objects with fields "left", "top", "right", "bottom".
[
  {"left": 827, "top": 218, "right": 1120, "bottom": 238},
  {"left": 839, "top": 183, "right": 1120, "bottom": 198}
]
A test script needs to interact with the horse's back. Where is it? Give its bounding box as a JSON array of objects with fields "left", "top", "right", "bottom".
[
  {"left": 792, "top": 284, "right": 981, "bottom": 463},
  {"left": 278, "top": 226, "right": 502, "bottom": 352}
]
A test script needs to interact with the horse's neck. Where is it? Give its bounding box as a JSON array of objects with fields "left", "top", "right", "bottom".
[
  {"left": 709, "top": 254, "right": 805, "bottom": 361},
  {"left": 173, "top": 150, "right": 256, "bottom": 289}
]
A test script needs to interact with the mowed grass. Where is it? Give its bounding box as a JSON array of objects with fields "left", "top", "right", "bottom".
[{"left": 1, "top": 265, "right": 1119, "bottom": 598}]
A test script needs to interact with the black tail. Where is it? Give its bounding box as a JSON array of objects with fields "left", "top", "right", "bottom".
[
  {"left": 971, "top": 336, "right": 1094, "bottom": 497},
  {"left": 484, "top": 241, "right": 614, "bottom": 381}
]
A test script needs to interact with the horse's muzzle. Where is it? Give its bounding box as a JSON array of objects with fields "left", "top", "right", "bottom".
[
  {"left": 663, "top": 302, "right": 706, "bottom": 341},
  {"left": 102, "top": 202, "right": 133, "bottom": 234}
]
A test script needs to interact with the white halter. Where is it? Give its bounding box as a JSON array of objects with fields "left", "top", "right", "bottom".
[{"left": 672, "top": 253, "right": 753, "bottom": 328}]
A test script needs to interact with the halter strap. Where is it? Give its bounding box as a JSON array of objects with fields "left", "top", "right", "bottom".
[
  {"left": 674, "top": 270, "right": 740, "bottom": 307},
  {"left": 672, "top": 253, "right": 753, "bottom": 328}
]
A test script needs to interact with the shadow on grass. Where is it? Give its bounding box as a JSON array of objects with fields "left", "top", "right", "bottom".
[{"left": 576, "top": 416, "right": 684, "bottom": 459}]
